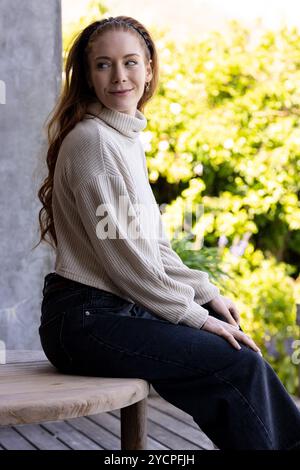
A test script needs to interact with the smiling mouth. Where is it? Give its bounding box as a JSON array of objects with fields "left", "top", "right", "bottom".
[{"left": 109, "top": 89, "right": 133, "bottom": 96}]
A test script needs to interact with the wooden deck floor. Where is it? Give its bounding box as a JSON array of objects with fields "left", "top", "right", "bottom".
[{"left": 0, "top": 391, "right": 217, "bottom": 450}]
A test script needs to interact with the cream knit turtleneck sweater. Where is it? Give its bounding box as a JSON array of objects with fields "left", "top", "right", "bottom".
[{"left": 52, "top": 100, "right": 220, "bottom": 329}]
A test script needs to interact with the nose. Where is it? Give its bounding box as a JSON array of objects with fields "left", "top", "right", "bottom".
[{"left": 111, "top": 63, "right": 128, "bottom": 84}]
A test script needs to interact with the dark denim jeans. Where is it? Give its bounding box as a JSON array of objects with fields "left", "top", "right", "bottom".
[{"left": 39, "top": 272, "right": 300, "bottom": 450}]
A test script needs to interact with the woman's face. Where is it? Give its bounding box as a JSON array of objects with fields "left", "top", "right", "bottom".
[{"left": 87, "top": 30, "right": 153, "bottom": 116}]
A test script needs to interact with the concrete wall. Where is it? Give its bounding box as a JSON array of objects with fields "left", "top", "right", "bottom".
[{"left": 0, "top": 0, "right": 61, "bottom": 351}]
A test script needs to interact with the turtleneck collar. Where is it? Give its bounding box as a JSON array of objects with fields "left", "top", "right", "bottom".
[{"left": 85, "top": 100, "right": 147, "bottom": 139}]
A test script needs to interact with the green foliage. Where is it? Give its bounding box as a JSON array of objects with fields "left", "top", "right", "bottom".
[
  {"left": 171, "top": 235, "right": 227, "bottom": 283},
  {"left": 146, "top": 22, "right": 300, "bottom": 278}
]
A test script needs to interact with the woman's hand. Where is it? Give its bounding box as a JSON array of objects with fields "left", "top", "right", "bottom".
[
  {"left": 201, "top": 315, "right": 262, "bottom": 355},
  {"left": 205, "top": 295, "right": 240, "bottom": 327}
]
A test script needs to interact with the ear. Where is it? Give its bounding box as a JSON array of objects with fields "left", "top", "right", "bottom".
[{"left": 146, "top": 59, "right": 153, "bottom": 82}]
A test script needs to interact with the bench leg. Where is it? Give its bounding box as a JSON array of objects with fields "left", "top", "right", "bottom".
[{"left": 120, "top": 398, "right": 147, "bottom": 450}]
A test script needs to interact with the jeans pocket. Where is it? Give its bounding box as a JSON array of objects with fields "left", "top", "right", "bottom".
[
  {"left": 81, "top": 305, "right": 129, "bottom": 330},
  {"left": 41, "top": 288, "right": 87, "bottom": 316},
  {"left": 90, "top": 289, "right": 132, "bottom": 307},
  {"left": 83, "top": 288, "right": 133, "bottom": 315}
]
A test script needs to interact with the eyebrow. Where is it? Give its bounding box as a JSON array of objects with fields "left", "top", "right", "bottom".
[{"left": 94, "top": 53, "right": 141, "bottom": 61}]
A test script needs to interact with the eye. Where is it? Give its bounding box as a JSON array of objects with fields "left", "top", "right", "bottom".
[
  {"left": 96, "top": 62, "right": 108, "bottom": 69},
  {"left": 96, "top": 60, "right": 138, "bottom": 69}
]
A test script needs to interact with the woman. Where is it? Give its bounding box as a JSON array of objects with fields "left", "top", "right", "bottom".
[{"left": 35, "top": 16, "right": 300, "bottom": 449}]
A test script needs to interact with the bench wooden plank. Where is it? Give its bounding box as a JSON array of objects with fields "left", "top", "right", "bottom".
[
  {"left": 0, "top": 351, "right": 149, "bottom": 450},
  {"left": 0, "top": 361, "right": 149, "bottom": 426}
]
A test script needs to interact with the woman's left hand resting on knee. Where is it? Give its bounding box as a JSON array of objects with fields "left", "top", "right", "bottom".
[
  {"left": 206, "top": 295, "right": 240, "bottom": 327},
  {"left": 201, "top": 315, "right": 263, "bottom": 355},
  {"left": 203, "top": 295, "right": 263, "bottom": 355}
]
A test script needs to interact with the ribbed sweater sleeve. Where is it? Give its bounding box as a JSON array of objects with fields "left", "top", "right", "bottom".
[{"left": 73, "top": 173, "right": 209, "bottom": 329}]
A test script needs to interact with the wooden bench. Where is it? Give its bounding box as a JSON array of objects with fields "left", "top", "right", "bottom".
[{"left": 0, "top": 351, "right": 149, "bottom": 450}]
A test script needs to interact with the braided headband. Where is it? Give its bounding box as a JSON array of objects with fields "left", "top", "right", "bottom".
[{"left": 83, "top": 17, "right": 152, "bottom": 57}]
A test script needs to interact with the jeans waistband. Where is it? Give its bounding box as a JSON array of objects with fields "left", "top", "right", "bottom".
[{"left": 43, "top": 272, "right": 86, "bottom": 295}]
